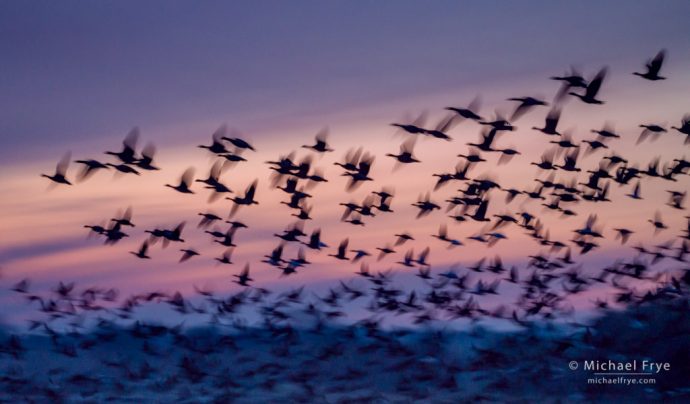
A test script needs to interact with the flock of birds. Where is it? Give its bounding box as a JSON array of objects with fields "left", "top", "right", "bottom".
[
  {"left": 33, "top": 49, "right": 690, "bottom": 316},
  {"left": 0, "top": 48, "right": 688, "bottom": 402},
  {"left": 38, "top": 49, "right": 688, "bottom": 282}
]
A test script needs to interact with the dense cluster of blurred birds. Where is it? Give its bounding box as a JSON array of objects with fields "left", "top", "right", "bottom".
[
  {"left": 0, "top": 47, "right": 686, "bottom": 401},
  {"left": 32, "top": 51, "right": 690, "bottom": 322},
  {"left": 2, "top": 271, "right": 689, "bottom": 401}
]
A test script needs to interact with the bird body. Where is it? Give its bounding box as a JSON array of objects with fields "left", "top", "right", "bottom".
[
  {"left": 166, "top": 167, "right": 195, "bottom": 194},
  {"left": 633, "top": 50, "right": 666, "bottom": 81},
  {"left": 233, "top": 264, "right": 253, "bottom": 286},
  {"left": 570, "top": 67, "right": 607, "bottom": 104},
  {"left": 130, "top": 241, "right": 151, "bottom": 259},
  {"left": 42, "top": 152, "right": 72, "bottom": 185}
]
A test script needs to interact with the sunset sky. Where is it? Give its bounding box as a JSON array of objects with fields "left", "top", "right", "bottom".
[{"left": 1, "top": 1, "right": 689, "bottom": 327}]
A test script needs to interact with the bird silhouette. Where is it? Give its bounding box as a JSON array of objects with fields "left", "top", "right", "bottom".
[
  {"left": 302, "top": 228, "right": 328, "bottom": 250},
  {"left": 146, "top": 222, "right": 185, "bottom": 245},
  {"left": 41, "top": 152, "right": 72, "bottom": 185},
  {"left": 112, "top": 206, "right": 135, "bottom": 228},
  {"left": 222, "top": 129, "right": 256, "bottom": 152},
  {"left": 466, "top": 199, "right": 491, "bottom": 222},
  {"left": 130, "top": 241, "right": 151, "bottom": 259},
  {"left": 105, "top": 128, "right": 140, "bottom": 164},
  {"left": 445, "top": 97, "right": 483, "bottom": 121},
  {"left": 667, "top": 190, "right": 686, "bottom": 210},
  {"left": 302, "top": 128, "right": 334, "bottom": 152},
  {"left": 422, "top": 114, "right": 457, "bottom": 140},
  {"left": 214, "top": 227, "right": 237, "bottom": 247},
  {"left": 263, "top": 243, "right": 286, "bottom": 267},
  {"left": 648, "top": 211, "right": 667, "bottom": 233},
  {"left": 329, "top": 238, "right": 350, "bottom": 261},
  {"left": 199, "top": 125, "right": 230, "bottom": 154},
  {"left": 637, "top": 124, "right": 667, "bottom": 144},
  {"left": 467, "top": 128, "right": 500, "bottom": 152},
  {"left": 394, "top": 232, "right": 414, "bottom": 246},
  {"left": 373, "top": 187, "right": 395, "bottom": 212},
  {"left": 135, "top": 143, "right": 160, "bottom": 171},
  {"left": 614, "top": 228, "right": 634, "bottom": 244},
  {"left": 106, "top": 163, "right": 140, "bottom": 175},
  {"left": 386, "top": 138, "right": 420, "bottom": 164},
  {"left": 433, "top": 224, "right": 462, "bottom": 247},
  {"left": 376, "top": 244, "right": 396, "bottom": 261},
  {"left": 569, "top": 67, "right": 607, "bottom": 104},
  {"left": 198, "top": 212, "right": 223, "bottom": 228},
  {"left": 341, "top": 151, "right": 375, "bottom": 191},
  {"left": 591, "top": 123, "right": 620, "bottom": 140},
  {"left": 633, "top": 49, "right": 666, "bottom": 81},
  {"left": 164, "top": 167, "right": 194, "bottom": 194},
  {"left": 227, "top": 179, "right": 259, "bottom": 217},
  {"left": 551, "top": 66, "right": 587, "bottom": 101},
  {"left": 508, "top": 96, "right": 548, "bottom": 121},
  {"left": 412, "top": 193, "right": 440, "bottom": 218},
  {"left": 390, "top": 112, "right": 427, "bottom": 135},
  {"left": 274, "top": 222, "right": 306, "bottom": 242},
  {"left": 179, "top": 248, "right": 200, "bottom": 262},
  {"left": 532, "top": 108, "right": 562, "bottom": 136},
  {"left": 550, "top": 133, "right": 579, "bottom": 149},
  {"left": 350, "top": 248, "right": 371, "bottom": 263},
  {"left": 215, "top": 248, "right": 235, "bottom": 265},
  {"left": 554, "top": 148, "right": 581, "bottom": 172},
  {"left": 233, "top": 263, "right": 254, "bottom": 286},
  {"left": 671, "top": 115, "right": 690, "bottom": 144},
  {"left": 74, "top": 159, "right": 109, "bottom": 181}
]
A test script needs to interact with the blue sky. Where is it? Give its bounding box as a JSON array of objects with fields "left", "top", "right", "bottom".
[{"left": 2, "top": 1, "right": 689, "bottom": 163}]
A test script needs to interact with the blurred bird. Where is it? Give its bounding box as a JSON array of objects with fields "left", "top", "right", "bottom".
[
  {"left": 130, "top": 241, "right": 151, "bottom": 259},
  {"left": 74, "top": 159, "right": 109, "bottom": 181},
  {"left": 135, "top": 143, "right": 160, "bottom": 171},
  {"left": 105, "top": 128, "right": 139, "bottom": 164},
  {"left": 329, "top": 239, "right": 350, "bottom": 261},
  {"left": 671, "top": 115, "right": 690, "bottom": 144},
  {"left": 637, "top": 124, "right": 667, "bottom": 144},
  {"left": 302, "top": 128, "right": 334, "bottom": 152},
  {"left": 179, "top": 248, "right": 200, "bottom": 262},
  {"left": 228, "top": 179, "right": 259, "bottom": 217},
  {"left": 215, "top": 248, "right": 235, "bottom": 265},
  {"left": 41, "top": 152, "right": 72, "bottom": 185},
  {"left": 233, "top": 264, "right": 253, "bottom": 286},
  {"left": 508, "top": 96, "right": 548, "bottom": 121},
  {"left": 633, "top": 49, "right": 667, "bottom": 81},
  {"left": 551, "top": 66, "right": 588, "bottom": 101},
  {"left": 445, "top": 97, "right": 483, "bottom": 121},
  {"left": 106, "top": 163, "right": 140, "bottom": 175},
  {"left": 422, "top": 114, "right": 457, "bottom": 141},
  {"left": 387, "top": 138, "right": 420, "bottom": 164},
  {"left": 570, "top": 67, "right": 607, "bottom": 104},
  {"left": 532, "top": 108, "right": 562, "bottom": 136},
  {"left": 199, "top": 125, "right": 230, "bottom": 154},
  {"left": 648, "top": 211, "right": 667, "bottom": 234},
  {"left": 165, "top": 167, "right": 195, "bottom": 194},
  {"left": 412, "top": 193, "right": 440, "bottom": 218},
  {"left": 222, "top": 129, "right": 256, "bottom": 151},
  {"left": 394, "top": 232, "right": 415, "bottom": 246},
  {"left": 111, "top": 207, "right": 135, "bottom": 228},
  {"left": 198, "top": 212, "right": 223, "bottom": 228},
  {"left": 390, "top": 112, "right": 427, "bottom": 135}
]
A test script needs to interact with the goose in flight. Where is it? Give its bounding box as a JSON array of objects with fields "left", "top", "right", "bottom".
[
  {"left": 633, "top": 49, "right": 667, "bottom": 81},
  {"left": 41, "top": 152, "right": 72, "bottom": 185},
  {"left": 570, "top": 67, "right": 608, "bottom": 104}
]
